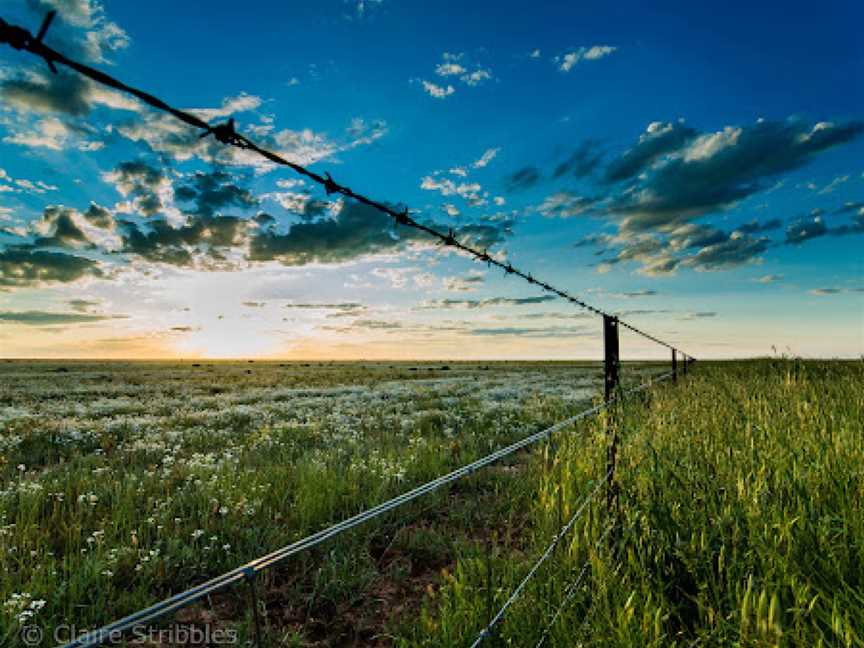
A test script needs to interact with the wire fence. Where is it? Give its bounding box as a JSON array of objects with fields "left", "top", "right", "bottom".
[
  {"left": 533, "top": 522, "right": 616, "bottom": 648},
  {"left": 0, "top": 10, "right": 701, "bottom": 647},
  {"left": 470, "top": 468, "right": 613, "bottom": 647}
]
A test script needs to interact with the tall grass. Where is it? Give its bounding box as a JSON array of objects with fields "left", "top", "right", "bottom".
[
  {"left": 404, "top": 360, "right": 863, "bottom": 647},
  {"left": 2, "top": 360, "right": 859, "bottom": 646}
]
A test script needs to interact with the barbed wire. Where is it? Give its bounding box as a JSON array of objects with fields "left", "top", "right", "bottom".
[
  {"left": 534, "top": 522, "right": 615, "bottom": 648},
  {"left": 469, "top": 468, "right": 611, "bottom": 647},
  {"left": 0, "top": 10, "right": 691, "bottom": 357},
  {"left": 60, "top": 371, "right": 675, "bottom": 648},
  {"left": 486, "top": 366, "right": 674, "bottom": 647}
]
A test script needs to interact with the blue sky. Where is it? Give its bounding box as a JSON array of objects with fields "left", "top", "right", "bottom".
[{"left": 0, "top": 0, "right": 861, "bottom": 359}]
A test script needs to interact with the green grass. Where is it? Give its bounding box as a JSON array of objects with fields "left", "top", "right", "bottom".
[
  {"left": 0, "top": 360, "right": 630, "bottom": 645},
  {"left": 1, "top": 359, "right": 860, "bottom": 647},
  {"left": 403, "top": 359, "right": 864, "bottom": 647}
]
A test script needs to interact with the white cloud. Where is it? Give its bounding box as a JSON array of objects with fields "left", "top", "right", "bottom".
[
  {"left": 818, "top": 174, "right": 850, "bottom": 194},
  {"left": 472, "top": 147, "right": 500, "bottom": 169},
  {"left": 0, "top": 69, "right": 139, "bottom": 152},
  {"left": 83, "top": 19, "right": 130, "bottom": 64},
  {"left": 276, "top": 178, "right": 306, "bottom": 190},
  {"left": 421, "top": 148, "right": 500, "bottom": 210},
  {"left": 443, "top": 270, "right": 485, "bottom": 292},
  {"left": 371, "top": 266, "right": 435, "bottom": 289},
  {"left": 78, "top": 140, "right": 104, "bottom": 151},
  {"left": 264, "top": 191, "right": 312, "bottom": 213},
  {"left": 37, "top": 0, "right": 130, "bottom": 64},
  {"left": 460, "top": 69, "right": 492, "bottom": 86},
  {"left": 421, "top": 80, "right": 455, "bottom": 99},
  {"left": 436, "top": 63, "right": 467, "bottom": 76},
  {"left": 14, "top": 179, "right": 58, "bottom": 194},
  {"left": 636, "top": 255, "right": 680, "bottom": 277},
  {"left": 442, "top": 203, "right": 461, "bottom": 217},
  {"left": 529, "top": 49, "right": 541, "bottom": 59},
  {"left": 420, "top": 176, "right": 484, "bottom": 204},
  {"left": 556, "top": 45, "right": 617, "bottom": 72},
  {"left": 456, "top": 182, "right": 483, "bottom": 201},
  {"left": 3, "top": 117, "right": 70, "bottom": 150},
  {"left": 0, "top": 168, "right": 57, "bottom": 195},
  {"left": 345, "top": 117, "right": 389, "bottom": 146},
  {"left": 583, "top": 45, "right": 617, "bottom": 60},
  {"left": 190, "top": 93, "right": 264, "bottom": 122},
  {"left": 537, "top": 191, "right": 595, "bottom": 218},
  {"left": 39, "top": 0, "right": 97, "bottom": 26},
  {"left": 441, "top": 147, "right": 502, "bottom": 181},
  {"left": 684, "top": 127, "right": 742, "bottom": 162},
  {"left": 421, "top": 176, "right": 457, "bottom": 195},
  {"left": 274, "top": 128, "right": 343, "bottom": 165},
  {"left": 418, "top": 53, "right": 492, "bottom": 97}
]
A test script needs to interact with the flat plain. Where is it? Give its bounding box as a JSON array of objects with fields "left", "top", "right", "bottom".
[{"left": 1, "top": 359, "right": 861, "bottom": 647}]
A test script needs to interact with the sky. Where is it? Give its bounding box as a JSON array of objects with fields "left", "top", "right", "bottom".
[{"left": 0, "top": 0, "right": 862, "bottom": 360}]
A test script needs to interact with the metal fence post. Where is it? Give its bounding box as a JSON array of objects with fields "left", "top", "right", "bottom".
[
  {"left": 603, "top": 315, "right": 620, "bottom": 517},
  {"left": 682, "top": 353, "right": 688, "bottom": 376},
  {"left": 672, "top": 348, "right": 678, "bottom": 384}
]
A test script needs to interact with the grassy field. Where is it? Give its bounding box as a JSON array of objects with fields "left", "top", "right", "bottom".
[
  {"left": 0, "top": 359, "right": 861, "bottom": 647},
  {"left": 0, "top": 360, "right": 622, "bottom": 646},
  {"left": 402, "top": 359, "right": 864, "bottom": 648}
]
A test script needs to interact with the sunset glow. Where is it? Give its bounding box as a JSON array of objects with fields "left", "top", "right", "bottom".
[{"left": 0, "top": 1, "right": 861, "bottom": 360}]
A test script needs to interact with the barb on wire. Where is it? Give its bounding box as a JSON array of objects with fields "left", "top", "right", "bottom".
[
  {"left": 469, "top": 468, "right": 613, "bottom": 648},
  {"left": 200, "top": 117, "right": 242, "bottom": 146},
  {"left": 0, "top": 10, "right": 693, "bottom": 358}
]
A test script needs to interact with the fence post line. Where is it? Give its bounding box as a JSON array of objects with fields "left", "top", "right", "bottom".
[
  {"left": 602, "top": 315, "right": 620, "bottom": 520},
  {"left": 672, "top": 348, "right": 678, "bottom": 384}
]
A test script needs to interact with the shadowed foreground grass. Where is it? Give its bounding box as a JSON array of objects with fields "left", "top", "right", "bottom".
[{"left": 402, "top": 359, "right": 863, "bottom": 647}]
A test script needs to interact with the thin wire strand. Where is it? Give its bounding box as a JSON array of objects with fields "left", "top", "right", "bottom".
[
  {"left": 548, "top": 514, "right": 638, "bottom": 648},
  {"left": 0, "top": 11, "right": 692, "bottom": 358},
  {"left": 469, "top": 469, "right": 612, "bottom": 648},
  {"left": 533, "top": 522, "right": 615, "bottom": 648}
]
